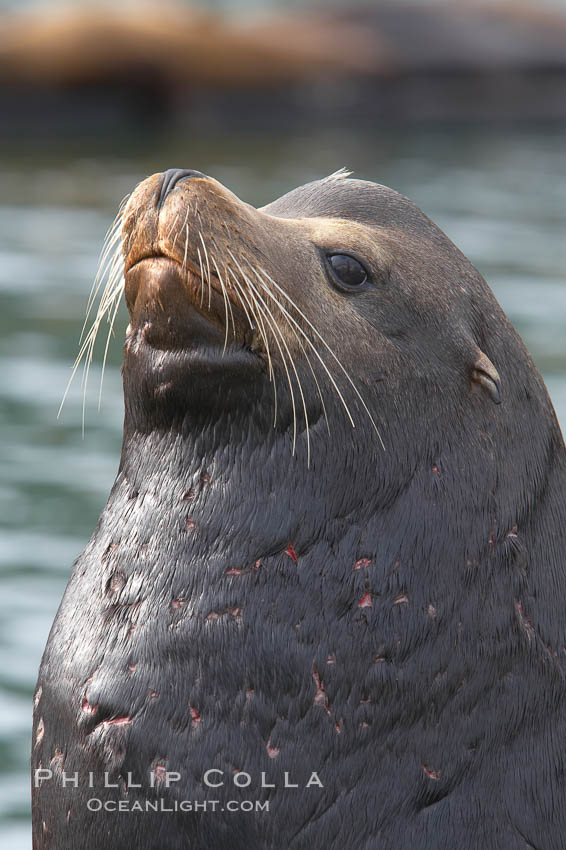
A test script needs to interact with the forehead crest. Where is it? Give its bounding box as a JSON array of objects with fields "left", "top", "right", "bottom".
[{"left": 261, "top": 170, "right": 418, "bottom": 229}]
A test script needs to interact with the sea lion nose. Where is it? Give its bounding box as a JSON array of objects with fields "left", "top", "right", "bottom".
[{"left": 158, "top": 168, "right": 207, "bottom": 208}]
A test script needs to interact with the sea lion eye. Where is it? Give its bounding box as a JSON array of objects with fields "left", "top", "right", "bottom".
[{"left": 327, "top": 253, "right": 369, "bottom": 292}]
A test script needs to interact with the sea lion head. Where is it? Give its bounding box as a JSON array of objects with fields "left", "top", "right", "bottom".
[{"left": 95, "top": 168, "right": 556, "bottom": 497}]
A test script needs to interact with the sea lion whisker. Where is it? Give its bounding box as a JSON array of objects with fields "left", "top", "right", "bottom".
[
  {"left": 198, "top": 231, "right": 212, "bottom": 310},
  {"left": 241, "top": 271, "right": 311, "bottom": 462},
  {"left": 321, "top": 167, "right": 353, "bottom": 183},
  {"left": 166, "top": 213, "right": 180, "bottom": 243},
  {"left": 98, "top": 288, "right": 124, "bottom": 411},
  {"left": 83, "top": 258, "right": 124, "bottom": 358},
  {"left": 244, "top": 259, "right": 357, "bottom": 432},
  {"left": 232, "top": 270, "right": 274, "bottom": 380},
  {"left": 93, "top": 265, "right": 124, "bottom": 346},
  {"left": 225, "top": 250, "right": 277, "bottom": 384},
  {"left": 196, "top": 246, "right": 206, "bottom": 308},
  {"left": 216, "top": 258, "right": 237, "bottom": 340},
  {"left": 254, "top": 262, "right": 384, "bottom": 447},
  {"left": 209, "top": 239, "right": 238, "bottom": 341},
  {"left": 90, "top": 194, "right": 128, "bottom": 288},
  {"left": 60, "top": 318, "right": 101, "bottom": 415},
  {"left": 248, "top": 284, "right": 298, "bottom": 453},
  {"left": 183, "top": 223, "right": 189, "bottom": 272},
  {"left": 224, "top": 267, "right": 253, "bottom": 331},
  {"left": 227, "top": 265, "right": 278, "bottom": 425},
  {"left": 81, "top": 281, "right": 122, "bottom": 382},
  {"left": 79, "top": 261, "right": 122, "bottom": 353},
  {"left": 59, "top": 255, "right": 124, "bottom": 420},
  {"left": 80, "top": 223, "right": 123, "bottom": 344},
  {"left": 99, "top": 252, "right": 125, "bottom": 313},
  {"left": 87, "top": 220, "right": 122, "bottom": 312},
  {"left": 172, "top": 206, "right": 190, "bottom": 253},
  {"left": 228, "top": 256, "right": 298, "bottom": 449},
  {"left": 80, "top": 261, "right": 122, "bottom": 429},
  {"left": 284, "top": 323, "right": 330, "bottom": 436},
  {"left": 246, "top": 270, "right": 330, "bottom": 458},
  {"left": 80, "top": 348, "right": 93, "bottom": 436},
  {"left": 209, "top": 252, "right": 232, "bottom": 353},
  {"left": 241, "top": 262, "right": 329, "bottom": 438}
]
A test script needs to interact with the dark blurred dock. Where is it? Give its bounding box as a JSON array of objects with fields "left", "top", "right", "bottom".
[{"left": 1, "top": 1, "right": 566, "bottom": 140}]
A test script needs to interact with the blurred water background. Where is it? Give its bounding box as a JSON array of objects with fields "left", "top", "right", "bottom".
[{"left": 1, "top": 1, "right": 566, "bottom": 847}]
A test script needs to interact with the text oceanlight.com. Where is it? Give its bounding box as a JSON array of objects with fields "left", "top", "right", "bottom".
[{"left": 86, "top": 799, "right": 270, "bottom": 813}]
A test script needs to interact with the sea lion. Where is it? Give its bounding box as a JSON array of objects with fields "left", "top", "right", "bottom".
[{"left": 32, "top": 169, "right": 566, "bottom": 849}]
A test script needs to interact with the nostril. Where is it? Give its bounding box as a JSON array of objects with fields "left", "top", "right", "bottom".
[{"left": 158, "top": 168, "right": 207, "bottom": 208}]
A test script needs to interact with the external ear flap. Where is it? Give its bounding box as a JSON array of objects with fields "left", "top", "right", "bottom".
[{"left": 472, "top": 351, "right": 502, "bottom": 404}]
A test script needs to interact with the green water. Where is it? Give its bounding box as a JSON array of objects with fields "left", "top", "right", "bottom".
[{"left": 1, "top": 127, "right": 565, "bottom": 846}]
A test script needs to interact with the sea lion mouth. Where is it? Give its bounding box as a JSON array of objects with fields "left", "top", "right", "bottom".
[{"left": 124, "top": 255, "right": 266, "bottom": 359}]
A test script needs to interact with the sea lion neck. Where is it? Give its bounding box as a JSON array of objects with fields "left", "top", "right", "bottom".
[{"left": 108, "top": 421, "right": 360, "bottom": 568}]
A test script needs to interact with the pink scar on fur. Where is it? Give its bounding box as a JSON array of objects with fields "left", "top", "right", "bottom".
[
  {"left": 81, "top": 698, "right": 98, "bottom": 714},
  {"left": 254, "top": 559, "right": 262, "bottom": 570},
  {"left": 432, "top": 465, "right": 440, "bottom": 475},
  {"left": 107, "top": 571, "right": 126, "bottom": 594},
  {"left": 206, "top": 607, "right": 243, "bottom": 623},
  {"left": 102, "top": 542, "right": 119, "bottom": 562},
  {"left": 312, "top": 665, "right": 330, "bottom": 713},
  {"left": 190, "top": 706, "right": 201, "bottom": 726},
  {"left": 358, "top": 591, "right": 372, "bottom": 608},
  {"left": 506, "top": 526, "right": 519, "bottom": 538},
  {"left": 428, "top": 604, "right": 437, "bottom": 619},
  {"left": 185, "top": 519, "right": 196, "bottom": 531},
  {"left": 149, "top": 691, "right": 159, "bottom": 699},
  {"left": 105, "top": 716, "right": 132, "bottom": 726},
  {"left": 327, "top": 654, "right": 336, "bottom": 664},
  {"left": 225, "top": 567, "right": 246, "bottom": 576},
  {"left": 394, "top": 594, "right": 408, "bottom": 605},
  {"left": 153, "top": 764, "right": 168, "bottom": 782},
  {"left": 34, "top": 686, "right": 42, "bottom": 709},
  {"left": 515, "top": 600, "right": 535, "bottom": 642},
  {"left": 35, "top": 717, "right": 45, "bottom": 746},
  {"left": 284, "top": 544, "right": 298, "bottom": 563},
  {"left": 423, "top": 765, "right": 441, "bottom": 780},
  {"left": 266, "top": 739, "right": 280, "bottom": 758},
  {"left": 50, "top": 749, "right": 64, "bottom": 772},
  {"left": 354, "top": 558, "right": 372, "bottom": 571}
]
